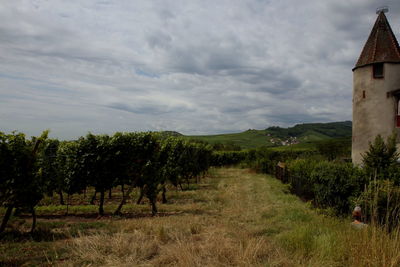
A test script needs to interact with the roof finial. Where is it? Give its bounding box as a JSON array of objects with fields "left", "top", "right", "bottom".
[{"left": 376, "top": 6, "right": 389, "bottom": 14}]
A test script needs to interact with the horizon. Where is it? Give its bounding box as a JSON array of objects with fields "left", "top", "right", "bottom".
[{"left": 2, "top": 120, "right": 352, "bottom": 141}]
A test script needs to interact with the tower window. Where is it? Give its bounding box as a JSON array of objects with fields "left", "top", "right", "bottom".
[{"left": 373, "top": 63, "right": 384, "bottom": 78}]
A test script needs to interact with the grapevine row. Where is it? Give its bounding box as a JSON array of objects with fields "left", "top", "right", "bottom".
[{"left": 0, "top": 131, "right": 212, "bottom": 233}]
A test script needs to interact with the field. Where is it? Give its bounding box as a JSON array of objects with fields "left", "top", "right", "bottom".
[
  {"left": 183, "top": 121, "right": 352, "bottom": 149},
  {"left": 2, "top": 167, "right": 399, "bottom": 266},
  {"left": 184, "top": 130, "right": 275, "bottom": 149}
]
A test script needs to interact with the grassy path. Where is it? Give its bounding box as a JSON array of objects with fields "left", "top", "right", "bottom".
[
  {"left": 63, "top": 167, "right": 286, "bottom": 266},
  {"left": 58, "top": 167, "right": 347, "bottom": 266},
  {"left": 2, "top": 168, "right": 399, "bottom": 266}
]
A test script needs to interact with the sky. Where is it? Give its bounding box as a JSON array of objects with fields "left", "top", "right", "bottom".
[{"left": 1, "top": 0, "right": 400, "bottom": 139}]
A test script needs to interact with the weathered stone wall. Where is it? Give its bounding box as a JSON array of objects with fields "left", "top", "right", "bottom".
[{"left": 352, "top": 63, "right": 400, "bottom": 164}]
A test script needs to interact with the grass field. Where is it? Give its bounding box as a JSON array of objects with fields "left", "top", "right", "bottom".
[
  {"left": 182, "top": 121, "right": 352, "bottom": 150},
  {"left": 183, "top": 129, "right": 275, "bottom": 149},
  {"left": 1, "top": 168, "right": 399, "bottom": 266},
  {"left": 183, "top": 130, "right": 332, "bottom": 150}
]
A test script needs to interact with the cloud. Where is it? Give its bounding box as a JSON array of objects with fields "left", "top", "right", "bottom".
[{"left": 1, "top": 0, "right": 399, "bottom": 139}]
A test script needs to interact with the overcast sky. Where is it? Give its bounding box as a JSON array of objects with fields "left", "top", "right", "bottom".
[{"left": 1, "top": 0, "right": 400, "bottom": 139}]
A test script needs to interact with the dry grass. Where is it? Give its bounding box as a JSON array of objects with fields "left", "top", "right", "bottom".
[
  {"left": 343, "top": 226, "right": 400, "bottom": 266},
  {"left": 67, "top": 222, "right": 274, "bottom": 266},
  {"left": 58, "top": 168, "right": 400, "bottom": 266},
  {"left": 4, "top": 167, "right": 400, "bottom": 266},
  {"left": 61, "top": 168, "right": 286, "bottom": 266}
]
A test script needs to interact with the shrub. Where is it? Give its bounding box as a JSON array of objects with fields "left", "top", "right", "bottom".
[
  {"left": 286, "top": 159, "right": 367, "bottom": 215},
  {"left": 310, "top": 161, "right": 366, "bottom": 215},
  {"left": 386, "top": 164, "right": 400, "bottom": 186},
  {"left": 286, "top": 159, "right": 319, "bottom": 200},
  {"left": 362, "top": 134, "right": 399, "bottom": 179}
]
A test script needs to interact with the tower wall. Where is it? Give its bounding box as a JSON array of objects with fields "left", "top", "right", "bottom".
[{"left": 352, "top": 63, "right": 400, "bottom": 164}]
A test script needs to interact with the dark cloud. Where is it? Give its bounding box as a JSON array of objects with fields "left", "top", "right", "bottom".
[
  {"left": 107, "top": 103, "right": 167, "bottom": 115},
  {"left": 1, "top": 0, "right": 399, "bottom": 138},
  {"left": 146, "top": 31, "right": 173, "bottom": 50},
  {"left": 106, "top": 102, "right": 193, "bottom": 115}
]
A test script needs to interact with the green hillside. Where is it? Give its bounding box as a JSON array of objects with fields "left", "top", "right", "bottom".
[
  {"left": 182, "top": 121, "right": 352, "bottom": 150},
  {"left": 266, "top": 121, "right": 352, "bottom": 139},
  {"left": 183, "top": 130, "right": 272, "bottom": 149}
]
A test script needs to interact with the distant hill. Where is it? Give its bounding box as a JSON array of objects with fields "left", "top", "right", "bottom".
[
  {"left": 266, "top": 121, "right": 352, "bottom": 139},
  {"left": 158, "top": 131, "right": 183, "bottom": 138},
  {"left": 182, "top": 121, "right": 352, "bottom": 149}
]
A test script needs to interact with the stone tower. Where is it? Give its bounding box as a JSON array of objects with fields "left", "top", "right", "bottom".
[{"left": 352, "top": 10, "right": 400, "bottom": 164}]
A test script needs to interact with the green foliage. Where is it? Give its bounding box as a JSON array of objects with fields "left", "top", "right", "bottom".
[
  {"left": 357, "top": 180, "right": 400, "bottom": 229},
  {"left": 355, "top": 134, "right": 400, "bottom": 227},
  {"left": 211, "top": 142, "right": 241, "bottom": 151},
  {"left": 184, "top": 121, "right": 352, "bottom": 150},
  {"left": 287, "top": 159, "right": 320, "bottom": 199},
  {"left": 316, "top": 137, "right": 351, "bottom": 160},
  {"left": 266, "top": 121, "right": 352, "bottom": 139},
  {"left": 0, "top": 131, "right": 48, "bottom": 207},
  {"left": 159, "top": 138, "right": 185, "bottom": 187},
  {"left": 74, "top": 134, "right": 118, "bottom": 215},
  {"left": 211, "top": 151, "right": 247, "bottom": 166},
  {"left": 310, "top": 161, "right": 367, "bottom": 214},
  {"left": 57, "top": 141, "right": 86, "bottom": 196},
  {"left": 283, "top": 134, "right": 400, "bottom": 223},
  {"left": 0, "top": 130, "right": 214, "bottom": 232},
  {"left": 362, "top": 134, "right": 399, "bottom": 179},
  {"left": 386, "top": 164, "right": 400, "bottom": 186},
  {"left": 247, "top": 148, "right": 316, "bottom": 174},
  {"left": 285, "top": 159, "right": 368, "bottom": 215},
  {"left": 184, "top": 130, "right": 273, "bottom": 149},
  {"left": 0, "top": 131, "right": 48, "bottom": 232},
  {"left": 249, "top": 149, "right": 280, "bottom": 174},
  {"left": 210, "top": 147, "right": 316, "bottom": 172},
  {"left": 38, "top": 139, "right": 61, "bottom": 196}
]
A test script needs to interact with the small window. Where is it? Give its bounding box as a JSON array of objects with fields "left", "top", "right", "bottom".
[{"left": 373, "top": 63, "right": 384, "bottom": 78}]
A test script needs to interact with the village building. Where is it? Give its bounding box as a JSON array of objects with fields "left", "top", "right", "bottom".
[{"left": 352, "top": 8, "right": 400, "bottom": 164}]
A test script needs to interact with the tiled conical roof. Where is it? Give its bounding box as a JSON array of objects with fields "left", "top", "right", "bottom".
[{"left": 354, "top": 12, "right": 400, "bottom": 70}]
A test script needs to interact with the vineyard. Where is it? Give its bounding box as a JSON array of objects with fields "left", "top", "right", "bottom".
[
  {"left": 0, "top": 131, "right": 212, "bottom": 233},
  {"left": 1, "top": 131, "right": 400, "bottom": 265}
]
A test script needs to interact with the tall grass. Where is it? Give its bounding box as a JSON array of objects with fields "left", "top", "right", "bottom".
[
  {"left": 267, "top": 169, "right": 400, "bottom": 267},
  {"left": 276, "top": 215, "right": 400, "bottom": 266}
]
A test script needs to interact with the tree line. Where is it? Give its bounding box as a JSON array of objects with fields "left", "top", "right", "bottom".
[{"left": 0, "top": 131, "right": 213, "bottom": 233}]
